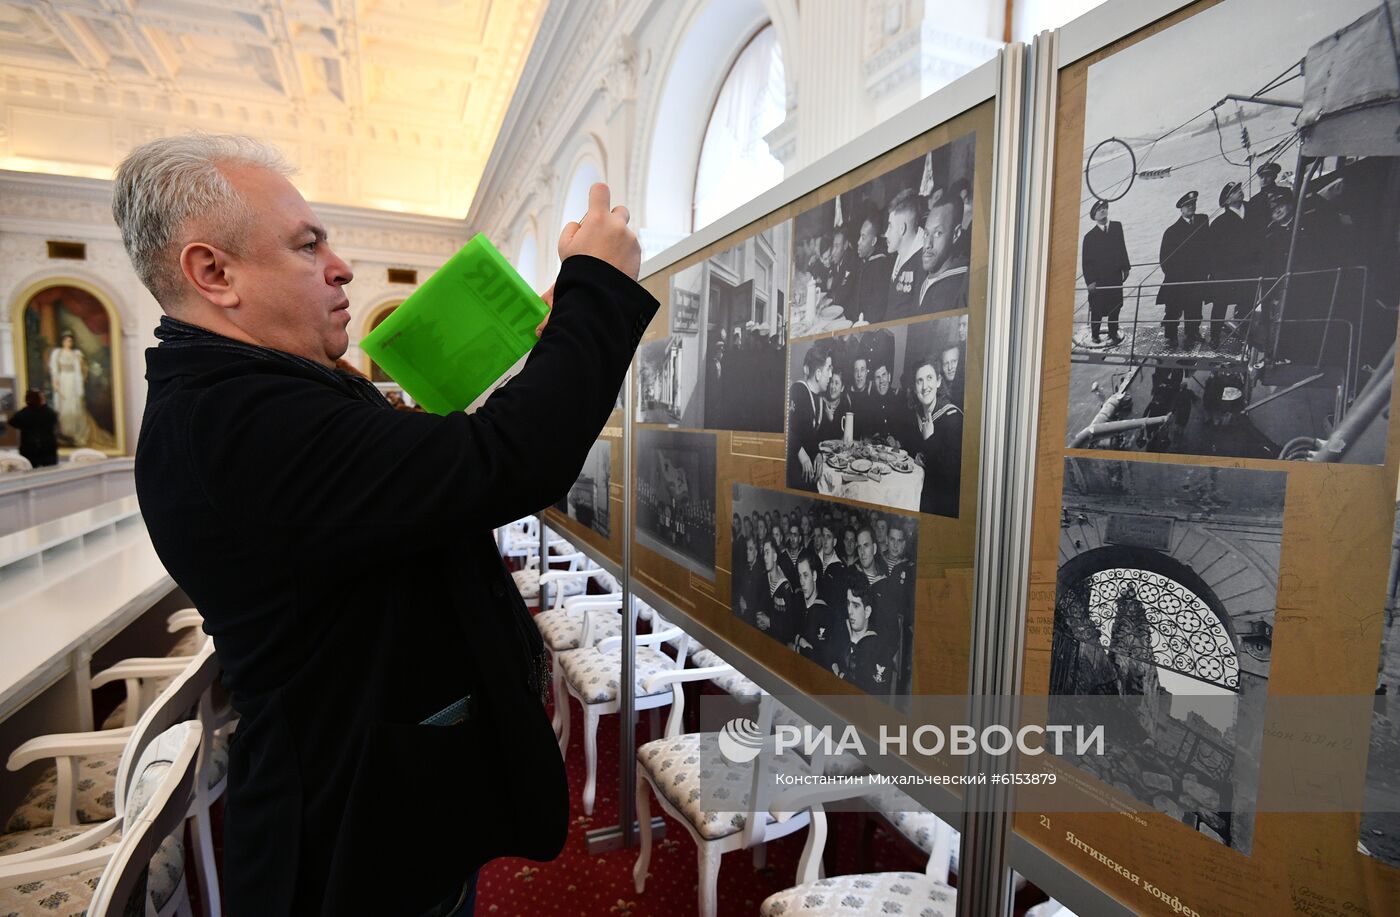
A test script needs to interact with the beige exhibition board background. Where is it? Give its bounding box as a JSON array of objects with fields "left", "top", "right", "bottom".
[
  {"left": 1014, "top": 1, "right": 1400, "bottom": 913},
  {"left": 542, "top": 407, "right": 625, "bottom": 566},
  {"left": 628, "top": 98, "right": 996, "bottom": 716}
]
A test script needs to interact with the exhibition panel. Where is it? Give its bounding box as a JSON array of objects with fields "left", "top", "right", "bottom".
[
  {"left": 530, "top": 1, "right": 1400, "bottom": 912},
  {"left": 1010, "top": 0, "right": 1400, "bottom": 914}
]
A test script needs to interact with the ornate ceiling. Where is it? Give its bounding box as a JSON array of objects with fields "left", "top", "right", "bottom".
[{"left": 0, "top": 0, "right": 544, "bottom": 217}]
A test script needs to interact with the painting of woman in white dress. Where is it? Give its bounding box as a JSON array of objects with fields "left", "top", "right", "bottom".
[
  {"left": 48, "top": 332, "right": 91, "bottom": 444},
  {"left": 20, "top": 284, "right": 123, "bottom": 453}
]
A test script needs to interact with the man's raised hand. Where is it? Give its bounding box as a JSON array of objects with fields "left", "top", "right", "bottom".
[{"left": 558, "top": 182, "right": 641, "bottom": 280}]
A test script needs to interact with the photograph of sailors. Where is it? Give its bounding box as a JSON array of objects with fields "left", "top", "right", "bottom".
[
  {"left": 732, "top": 483, "right": 918, "bottom": 697},
  {"left": 790, "top": 132, "right": 977, "bottom": 338},
  {"left": 1051, "top": 457, "right": 1285, "bottom": 854},
  {"left": 1066, "top": 0, "right": 1399, "bottom": 464},
  {"left": 635, "top": 429, "right": 717, "bottom": 579},
  {"left": 787, "top": 314, "right": 967, "bottom": 517}
]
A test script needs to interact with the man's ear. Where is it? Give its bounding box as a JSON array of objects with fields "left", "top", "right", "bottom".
[{"left": 180, "top": 242, "right": 240, "bottom": 309}]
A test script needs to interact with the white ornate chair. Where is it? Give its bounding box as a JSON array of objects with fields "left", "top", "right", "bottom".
[
  {"left": 865, "top": 785, "right": 959, "bottom": 884},
  {"left": 555, "top": 601, "right": 688, "bottom": 815},
  {"left": 0, "top": 645, "right": 218, "bottom": 916},
  {"left": 0, "top": 720, "right": 202, "bottom": 917},
  {"left": 510, "top": 545, "right": 586, "bottom": 603},
  {"left": 4, "top": 641, "right": 229, "bottom": 917},
  {"left": 632, "top": 696, "right": 865, "bottom": 917},
  {"left": 759, "top": 784, "right": 958, "bottom": 917},
  {"left": 0, "top": 454, "right": 32, "bottom": 473}
]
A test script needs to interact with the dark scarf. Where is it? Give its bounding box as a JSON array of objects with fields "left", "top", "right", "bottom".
[{"left": 154, "top": 315, "right": 551, "bottom": 705}]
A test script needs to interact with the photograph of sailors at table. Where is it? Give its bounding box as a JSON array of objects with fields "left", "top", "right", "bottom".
[
  {"left": 787, "top": 314, "right": 967, "bottom": 517},
  {"left": 1065, "top": 0, "right": 1399, "bottom": 464},
  {"left": 731, "top": 483, "right": 917, "bottom": 698},
  {"left": 635, "top": 428, "right": 717, "bottom": 579},
  {"left": 789, "top": 131, "right": 976, "bottom": 339}
]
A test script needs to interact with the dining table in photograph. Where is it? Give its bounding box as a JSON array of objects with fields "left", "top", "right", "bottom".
[{"left": 812, "top": 438, "right": 923, "bottom": 511}]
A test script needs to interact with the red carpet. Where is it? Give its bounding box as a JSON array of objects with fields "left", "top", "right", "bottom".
[{"left": 473, "top": 680, "right": 930, "bottom": 917}]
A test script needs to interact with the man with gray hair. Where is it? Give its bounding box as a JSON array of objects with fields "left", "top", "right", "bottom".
[{"left": 119, "top": 133, "right": 655, "bottom": 915}]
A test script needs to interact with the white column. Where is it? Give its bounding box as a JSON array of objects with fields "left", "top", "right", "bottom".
[{"left": 792, "top": 1, "right": 873, "bottom": 171}]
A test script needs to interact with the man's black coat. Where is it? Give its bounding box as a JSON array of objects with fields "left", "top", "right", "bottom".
[
  {"left": 1081, "top": 220, "right": 1130, "bottom": 313},
  {"left": 1156, "top": 213, "right": 1210, "bottom": 310},
  {"left": 135, "top": 255, "right": 657, "bottom": 915}
]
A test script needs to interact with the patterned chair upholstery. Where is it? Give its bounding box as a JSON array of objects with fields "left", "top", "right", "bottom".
[
  {"left": 4, "top": 755, "right": 120, "bottom": 832},
  {"left": 636, "top": 733, "right": 812, "bottom": 841},
  {"left": 867, "top": 786, "right": 960, "bottom": 876},
  {"left": 557, "top": 646, "right": 676, "bottom": 704},
  {"left": 689, "top": 648, "right": 762, "bottom": 700},
  {"left": 0, "top": 725, "right": 197, "bottom": 916},
  {"left": 535, "top": 608, "right": 623, "bottom": 652},
  {"left": 760, "top": 872, "right": 956, "bottom": 916}
]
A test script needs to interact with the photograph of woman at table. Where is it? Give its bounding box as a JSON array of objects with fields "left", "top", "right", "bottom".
[{"left": 785, "top": 314, "right": 963, "bottom": 515}]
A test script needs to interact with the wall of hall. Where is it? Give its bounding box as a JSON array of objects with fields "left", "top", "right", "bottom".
[
  {"left": 466, "top": 0, "right": 1005, "bottom": 280},
  {"left": 0, "top": 169, "right": 467, "bottom": 452}
]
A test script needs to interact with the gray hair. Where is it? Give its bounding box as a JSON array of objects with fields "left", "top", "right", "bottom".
[{"left": 112, "top": 133, "right": 292, "bottom": 307}]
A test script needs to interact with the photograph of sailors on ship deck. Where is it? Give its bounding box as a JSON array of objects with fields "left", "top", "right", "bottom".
[{"left": 1064, "top": 0, "right": 1399, "bottom": 464}]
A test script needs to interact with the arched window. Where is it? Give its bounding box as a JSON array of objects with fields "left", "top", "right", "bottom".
[
  {"left": 692, "top": 24, "right": 785, "bottom": 231},
  {"left": 515, "top": 230, "right": 539, "bottom": 291},
  {"left": 561, "top": 161, "right": 604, "bottom": 233}
]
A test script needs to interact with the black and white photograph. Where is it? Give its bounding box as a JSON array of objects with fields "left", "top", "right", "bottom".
[
  {"left": 1050, "top": 457, "right": 1286, "bottom": 855},
  {"left": 553, "top": 437, "right": 613, "bottom": 539},
  {"left": 702, "top": 224, "right": 790, "bottom": 432},
  {"left": 787, "top": 313, "right": 967, "bottom": 517},
  {"left": 731, "top": 483, "right": 917, "bottom": 697},
  {"left": 789, "top": 131, "right": 977, "bottom": 338},
  {"left": 1360, "top": 473, "right": 1400, "bottom": 869},
  {"left": 636, "top": 264, "right": 704, "bottom": 425},
  {"left": 635, "top": 428, "right": 717, "bottom": 579},
  {"left": 1065, "top": 0, "right": 1399, "bottom": 463},
  {"left": 638, "top": 226, "right": 792, "bottom": 432}
]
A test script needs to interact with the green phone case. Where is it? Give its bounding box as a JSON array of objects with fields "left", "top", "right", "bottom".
[{"left": 360, "top": 233, "right": 548, "bottom": 415}]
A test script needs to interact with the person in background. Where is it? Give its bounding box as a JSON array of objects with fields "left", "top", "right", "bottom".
[
  {"left": 1081, "top": 198, "right": 1131, "bottom": 345},
  {"left": 949, "top": 177, "right": 973, "bottom": 264},
  {"left": 758, "top": 538, "right": 798, "bottom": 645},
  {"left": 869, "top": 361, "right": 897, "bottom": 442},
  {"left": 938, "top": 344, "right": 964, "bottom": 411},
  {"left": 787, "top": 344, "right": 832, "bottom": 489},
  {"left": 1157, "top": 190, "right": 1210, "bottom": 350},
  {"left": 885, "top": 189, "right": 926, "bottom": 317},
  {"left": 7, "top": 390, "right": 59, "bottom": 468},
  {"left": 118, "top": 133, "right": 654, "bottom": 916},
  {"left": 840, "top": 526, "right": 860, "bottom": 569},
  {"left": 795, "top": 555, "right": 841, "bottom": 668},
  {"left": 1207, "top": 181, "right": 1255, "bottom": 347},
  {"left": 1246, "top": 161, "right": 1294, "bottom": 234},
  {"left": 826, "top": 226, "right": 858, "bottom": 309},
  {"left": 854, "top": 215, "right": 891, "bottom": 324}
]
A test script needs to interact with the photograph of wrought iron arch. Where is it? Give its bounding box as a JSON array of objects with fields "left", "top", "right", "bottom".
[{"left": 1048, "top": 456, "right": 1286, "bottom": 855}]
